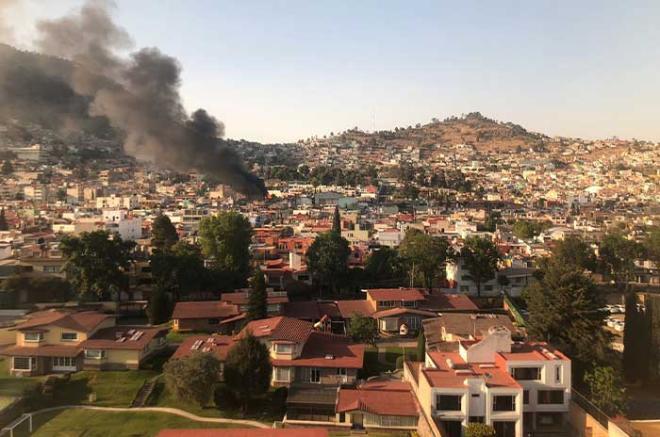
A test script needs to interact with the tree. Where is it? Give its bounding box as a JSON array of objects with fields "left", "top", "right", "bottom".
[
  {"left": 584, "top": 366, "right": 627, "bottom": 416},
  {"left": 482, "top": 211, "right": 502, "bottom": 232},
  {"left": 199, "top": 212, "right": 253, "bottom": 286},
  {"left": 151, "top": 214, "right": 178, "bottom": 252},
  {"left": 416, "top": 330, "right": 426, "bottom": 361},
  {"left": 460, "top": 236, "right": 500, "bottom": 297},
  {"left": 150, "top": 242, "right": 208, "bottom": 301},
  {"left": 399, "top": 229, "right": 449, "bottom": 291},
  {"left": 163, "top": 352, "right": 222, "bottom": 407},
  {"left": 332, "top": 205, "right": 341, "bottom": 234},
  {"left": 364, "top": 247, "right": 405, "bottom": 286},
  {"left": 224, "top": 332, "right": 272, "bottom": 412},
  {"left": 348, "top": 313, "right": 378, "bottom": 347},
  {"left": 599, "top": 231, "right": 644, "bottom": 291},
  {"left": 1, "top": 160, "right": 13, "bottom": 175},
  {"left": 59, "top": 230, "right": 134, "bottom": 300},
  {"left": 512, "top": 220, "right": 549, "bottom": 240},
  {"left": 622, "top": 292, "right": 649, "bottom": 382},
  {"left": 147, "top": 286, "right": 172, "bottom": 325},
  {"left": 552, "top": 235, "right": 597, "bottom": 272},
  {"left": 306, "top": 231, "right": 350, "bottom": 296},
  {"left": 643, "top": 227, "right": 660, "bottom": 265},
  {"left": 524, "top": 261, "right": 610, "bottom": 377},
  {"left": 0, "top": 209, "right": 8, "bottom": 231},
  {"left": 247, "top": 270, "right": 267, "bottom": 321},
  {"left": 465, "top": 423, "right": 496, "bottom": 437}
]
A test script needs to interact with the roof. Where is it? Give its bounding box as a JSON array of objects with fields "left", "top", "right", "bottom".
[
  {"left": 156, "top": 430, "right": 328, "bottom": 437},
  {"left": 172, "top": 301, "right": 240, "bottom": 320},
  {"left": 13, "top": 310, "right": 111, "bottom": 333},
  {"left": 499, "top": 342, "right": 569, "bottom": 361},
  {"left": 423, "top": 351, "right": 521, "bottom": 389},
  {"left": 421, "top": 292, "right": 478, "bottom": 311},
  {"left": 271, "top": 331, "right": 364, "bottom": 369},
  {"left": 366, "top": 288, "right": 426, "bottom": 302},
  {"left": 82, "top": 326, "right": 166, "bottom": 351},
  {"left": 172, "top": 335, "right": 236, "bottom": 361},
  {"left": 281, "top": 301, "right": 342, "bottom": 320},
  {"left": 423, "top": 313, "right": 517, "bottom": 345},
  {"left": 337, "top": 380, "right": 419, "bottom": 417},
  {"left": 286, "top": 384, "right": 338, "bottom": 405},
  {"left": 335, "top": 300, "right": 374, "bottom": 318},
  {"left": 371, "top": 307, "right": 438, "bottom": 319},
  {"left": 241, "top": 316, "right": 314, "bottom": 344},
  {"left": 220, "top": 292, "right": 288, "bottom": 306},
  {"left": 1, "top": 344, "right": 81, "bottom": 357}
]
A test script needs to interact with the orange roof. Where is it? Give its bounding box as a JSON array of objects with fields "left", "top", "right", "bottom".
[
  {"left": 15, "top": 310, "right": 111, "bottom": 333},
  {"left": 271, "top": 331, "right": 365, "bottom": 369},
  {"left": 335, "top": 300, "right": 375, "bottom": 318},
  {"left": 337, "top": 381, "right": 419, "bottom": 416},
  {"left": 172, "top": 301, "right": 240, "bottom": 320},
  {"left": 366, "top": 288, "right": 426, "bottom": 302},
  {"left": 172, "top": 335, "right": 236, "bottom": 361},
  {"left": 241, "top": 316, "right": 314, "bottom": 344},
  {"left": 423, "top": 351, "right": 521, "bottom": 389}
]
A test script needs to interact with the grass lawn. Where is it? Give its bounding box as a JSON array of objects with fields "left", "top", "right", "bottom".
[
  {"left": 10, "top": 409, "right": 241, "bottom": 437},
  {"left": 165, "top": 330, "right": 202, "bottom": 343},
  {"left": 0, "top": 357, "right": 43, "bottom": 398}
]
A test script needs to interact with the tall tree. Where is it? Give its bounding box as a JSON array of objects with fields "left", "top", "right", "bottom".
[
  {"left": 163, "top": 352, "right": 222, "bottom": 407},
  {"left": 552, "top": 235, "right": 597, "bottom": 272},
  {"left": 364, "top": 247, "right": 405, "bottom": 286},
  {"left": 460, "top": 236, "right": 500, "bottom": 297},
  {"left": 224, "top": 332, "right": 272, "bottom": 412},
  {"left": 150, "top": 242, "right": 208, "bottom": 301},
  {"left": 348, "top": 313, "right": 378, "bottom": 347},
  {"left": 147, "top": 286, "right": 172, "bottom": 325},
  {"left": 416, "top": 330, "right": 426, "bottom": 361},
  {"left": 599, "top": 231, "right": 644, "bottom": 291},
  {"left": 0, "top": 209, "right": 8, "bottom": 231},
  {"left": 644, "top": 227, "right": 660, "bottom": 265},
  {"left": 1, "top": 160, "right": 13, "bottom": 175},
  {"left": 622, "top": 292, "right": 649, "bottom": 382},
  {"left": 399, "top": 229, "right": 450, "bottom": 291},
  {"left": 151, "top": 214, "right": 178, "bottom": 252},
  {"left": 584, "top": 366, "right": 627, "bottom": 416},
  {"left": 247, "top": 270, "right": 268, "bottom": 321},
  {"left": 332, "top": 205, "right": 341, "bottom": 234},
  {"left": 199, "top": 212, "right": 253, "bottom": 286},
  {"left": 59, "top": 230, "right": 134, "bottom": 300},
  {"left": 306, "top": 231, "right": 350, "bottom": 296},
  {"left": 524, "top": 260, "right": 610, "bottom": 377}
]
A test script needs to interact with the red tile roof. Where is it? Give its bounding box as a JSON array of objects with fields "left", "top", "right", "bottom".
[
  {"left": 83, "top": 326, "right": 166, "bottom": 351},
  {"left": 335, "top": 300, "right": 375, "bottom": 318},
  {"left": 241, "top": 316, "right": 314, "bottom": 344},
  {"left": 172, "top": 335, "right": 236, "bottom": 361},
  {"left": 220, "top": 292, "right": 288, "bottom": 306},
  {"left": 366, "top": 288, "right": 426, "bottom": 302},
  {"left": 271, "top": 331, "right": 364, "bottom": 369},
  {"left": 14, "top": 310, "right": 111, "bottom": 333},
  {"left": 423, "top": 351, "right": 521, "bottom": 389},
  {"left": 337, "top": 380, "right": 419, "bottom": 416},
  {"left": 156, "top": 429, "right": 328, "bottom": 437},
  {"left": 172, "top": 301, "right": 240, "bottom": 320},
  {"left": 422, "top": 293, "right": 478, "bottom": 311},
  {"left": 371, "top": 307, "right": 438, "bottom": 319}
]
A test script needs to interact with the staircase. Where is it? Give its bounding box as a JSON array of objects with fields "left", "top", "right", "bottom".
[{"left": 131, "top": 379, "right": 157, "bottom": 408}]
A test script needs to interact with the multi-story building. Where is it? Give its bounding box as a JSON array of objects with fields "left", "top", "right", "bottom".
[{"left": 404, "top": 326, "right": 571, "bottom": 437}]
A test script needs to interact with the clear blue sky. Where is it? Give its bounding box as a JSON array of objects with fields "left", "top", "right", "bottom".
[{"left": 7, "top": 0, "right": 660, "bottom": 143}]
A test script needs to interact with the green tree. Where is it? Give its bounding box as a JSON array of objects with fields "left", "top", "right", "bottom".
[
  {"left": 224, "top": 332, "right": 272, "bottom": 412},
  {"left": 599, "top": 231, "right": 644, "bottom": 291},
  {"left": 59, "top": 230, "right": 134, "bottom": 300},
  {"left": 0, "top": 209, "right": 8, "bottom": 231},
  {"left": 150, "top": 242, "right": 208, "bottom": 300},
  {"left": 465, "top": 423, "right": 496, "bottom": 437},
  {"left": 247, "top": 270, "right": 267, "bottom": 321},
  {"left": 416, "top": 330, "right": 426, "bottom": 361},
  {"left": 151, "top": 214, "right": 178, "bottom": 252},
  {"left": 584, "top": 366, "right": 627, "bottom": 416},
  {"left": 1, "top": 276, "right": 72, "bottom": 305},
  {"left": 460, "top": 236, "right": 500, "bottom": 297},
  {"left": 524, "top": 261, "right": 610, "bottom": 377},
  {"left": 552, "top": 235, "right": 597, "bottom": 272},
  {"left": 348, "top": 313, "right": 378, "bottom": 347},
  {"left": 1, "top": 160, "right": 13, "bottom": 175},
  {"left": 483, "top": 211, "right": 502, "bottom": 232},
  {"left": 306, "top": 231, "right": 350, "bottom": 296},
  {"left": 364, "top": 247, "right": 405, "bottom": 286},
  {"left": 332, "top": 205, "right": 341, "bottom": 234},
  {"left": 512, "top": 220, "right": 550, "bottom": 240},
  {"left": 147, "top": 286, "right": 172, "bottom": 325},
  {"left": 163, "top": 352, "right": 222, "bottom": 407},
  {"left": 643, "top": 227, "right": 660, "bottom": 265},
  {"left": 199, "top": 212, "right": 253, "bottom": 286},
  {"left": 399, "top": 229, "right": 449, "bottom": 291},
  {"left": 623, "top": 292, "right": 649, "bottom": 382}
]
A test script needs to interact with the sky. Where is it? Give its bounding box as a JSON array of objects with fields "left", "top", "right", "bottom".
[{"left": 4, "top": 0, "right": 660, "bottom": 143}]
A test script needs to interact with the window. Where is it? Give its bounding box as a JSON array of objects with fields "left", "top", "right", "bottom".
[
  {"left": 469, "top": 416, "right": 484, "bottom": 423},
  {"left": 53, "top": 357, "right": 76, "bottom": 367},
  {"left": 537, "top": 390, "right": 564, "bottom": 405},
  {"left": 61, "top": 332, "right": 78, "bottom": 342},
  {"left": 274, "top": 367, "right": 290, "bottom": 382},
  {"left": 84, "top": 349, "right": 106, "bottom": 359},
  {"left": 523, "top": 390, "right": 530, "bottom": 404},
  {"left": 471, "top": 393, "right": 480, "bottom": 398},
  {"left": 310, "top": 368, "right": 321, "bottom": 383},
  {"left": 24, "top": 332, "right": 44, "bottom": 342},
  {"left": 208, "top": 318, "right": 220, "bottom": 325},
  {"left": 555, "top": 366, "right": 562, "bottom": 383},
  {"left": 511, "top": 367, "right": 541, "bottom": 380},
  {"left": 436, "top": 395, "right": 462, "bottom": 411},
  {"left": 493, "top": 395, "right": 516, "bottom": 411},
  {"left": 43, "top": 265, "right": 61, "bottom": 273},
  {"left": 275, "top": 343, "right": 293, "bottom": 354},
  {"left": 13, "top": 357, "right": 33, "bottom": 370},
  {"left": 336, "top": 368, "right": 347, "bottom": 376}
]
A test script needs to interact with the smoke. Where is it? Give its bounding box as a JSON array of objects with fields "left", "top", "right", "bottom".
[
  {"left": 0, "top": 0, "right": 18, "bottom": 43},
  {"left": 13, "top": 0, "right": 266, "bottom": 196}
]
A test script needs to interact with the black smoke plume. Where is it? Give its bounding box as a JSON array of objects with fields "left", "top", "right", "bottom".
[{"left": 4, "top": 0, "right": 266, "bottom": 196}]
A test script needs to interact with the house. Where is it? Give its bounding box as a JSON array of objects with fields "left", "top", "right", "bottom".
[
  {"left": 404, "top": 326, "right": 571, "bottom": 437},
  {"left": 1, "top": 309, "right": 167, "bottom": 375},
  {"left": 171, "top": 334, "right": 235, "bottom": 380},
  {"left": 220, "top": 290, "right": 289, "bottom": 315},
  {"left": 241, "top": 316, "right": 365, "bottom": 388},
  {"left": 446, "top": 260, "right": 536, "bottom": 297},
  {"left": 171, "top": 301, "right": 241, "bottom": 332},
  {"left": 423, "top": 313, "right": 520, "bottom": 349}
]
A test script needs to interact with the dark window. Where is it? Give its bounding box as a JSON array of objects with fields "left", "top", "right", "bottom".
[
  {"left": 441, "top": 420, "right": 462, "bottom": 437},
  {"left": 538, "top": 390, "right": 564, "bottom": 405},
  {"left": 511, "top": 367, "right": 541, "bottom": 380},
  {"left": 493, "top": 395, "right": 516, "bottom": 411},
  {"left": 469, "top": 416, "right": 485, "bottom": 423},
  {"left": 437, "top": 395, "right": 462, "bottom": 411},
  {"left": 208, "top": 318, "right": 220, "bottom": 325},
  {"left": 493, "top": 421, "right": 516, "bottom": 437},
  {"left": 471, "top": 393, "right": 480, "bottom": 398},
  {"left": 523, "top": 390, "right": 530, "bottom": 404}
]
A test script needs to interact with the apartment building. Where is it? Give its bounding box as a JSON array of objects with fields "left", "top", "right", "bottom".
[{"left": 404, "top": 326, "right": 570, "bottom": 437}]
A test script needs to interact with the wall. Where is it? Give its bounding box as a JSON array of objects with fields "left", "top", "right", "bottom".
[{"left": 569, "top": 400, "right": 608, "bottom": 437}]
